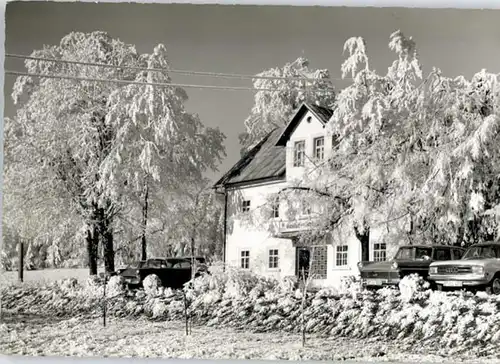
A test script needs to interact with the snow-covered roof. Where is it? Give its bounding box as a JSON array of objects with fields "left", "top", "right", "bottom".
[
  {"left": 275, "top": 103, "right": 333, "bottom": 146},
  {"left": 214, "top": 127, "right": 286, "bottom": 188},
  {"left": 214, "top": 103, "right": 334, "bottom": 189}
]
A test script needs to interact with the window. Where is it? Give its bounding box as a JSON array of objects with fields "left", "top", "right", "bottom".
[
  {"left": 332, "top": 135, "right": 339, "bottom": 149},
  {"left": 302, "top": 201, "right": 312, "bottom": 215},
  {"left": 173, "top": 261, "right": 191, "bottom": 268},
  {"left": 271, "top": 200, "right": 279, "bottom": 218},
  {"left": 434, "top": 248, "right": 452, "bottom": 261},
  {"left": 453, "top": 248, "right": 464, "bottom": 260},
  {"left": 241, "top": 200, "right": 251, "bottom": 213},
  {"left": 293, "top": 140, "right": 305, "bottom": 167},
  {"left": 415, "top": 247, "right": 433, "bottom": 260},
  {"left": 269, "top": 249, "right": 279, "bottom": 269},
  {"left": 313, "top": 137, "right": 325, "bottom": 160},
  {"left": 240, "top": 250, "right": 250, "bottom": 269},
  {"left": 336, "top": 245, "right": 348, "bottom": 266},
  {"left": 373, "top": 243, "right": 387, "bottom": 262}
]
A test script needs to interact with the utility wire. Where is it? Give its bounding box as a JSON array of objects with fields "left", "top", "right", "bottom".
[
  {"left": 6, "top": 53, "right": 343, "bottom": 83},
  {"left": 5, "top": 70, "right": 322, "bottom": 92}
]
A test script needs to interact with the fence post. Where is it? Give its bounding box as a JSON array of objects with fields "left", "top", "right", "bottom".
[
  {"left": 18, "top": 240, "right": 24, "bottom": 283},
  {"left": 103, "top": 274, "right": 108, "bottom": 327},
  {"left": 183, "top": 290, "right": 189, "bottom": 335}
]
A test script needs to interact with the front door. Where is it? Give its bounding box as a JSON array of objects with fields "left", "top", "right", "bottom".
[{"left": 296, "top": 247, "right": 311, "bottom": 280}]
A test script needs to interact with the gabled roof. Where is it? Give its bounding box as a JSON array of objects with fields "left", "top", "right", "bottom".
[
  {"left": 275, "top": 103, "right": 333, "bottom": 146},
  {"left": 214, "top": 127, "right": 286, "bottom": 188},
  {"left": 214, "top": 103, "right": 334, "bottom": 189}
]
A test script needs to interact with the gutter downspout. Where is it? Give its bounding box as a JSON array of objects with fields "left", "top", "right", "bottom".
[
  {"left": 222, "top": 187, "right": 228, "bottom": 272},
  {"left": 214, "top": 185, "right": 228, "bottom": 272}
]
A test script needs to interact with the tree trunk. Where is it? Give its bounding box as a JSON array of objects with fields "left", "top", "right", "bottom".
[
  {"left": 141, "top": 180, "right": 149, "bottom": 261},
  {"left": 102, "top": 212, "right": 115, "bottom": 273},
  {"left": 190, "top": 232, "right": 196, "bottom": 282},
  {"left": 354, "top": 221, "right": 370, "bottom": 262},
  {"left": 97, "top": 205, "right": 115, "bottom": 274},
  {"left": 86, "top": 225, "right": 98, "bottom": 276}
]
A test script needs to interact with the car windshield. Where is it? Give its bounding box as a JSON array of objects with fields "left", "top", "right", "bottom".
[
  {"left": 463, "top": 245, "right": 500, "bottom": 260},
  {"left": 129, "top": 261, "right": 143, "bottom": 269},
  {"left": 395, "top": 247, "right": 432, "bottom": 260}
]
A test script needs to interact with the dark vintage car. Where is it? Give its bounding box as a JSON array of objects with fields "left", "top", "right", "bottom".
[
  {"left": 119, "top": 256, "right": 209, "bottom": 289},
  {"left": 358, "top": 244, "right": 465, "bottom": 289}
]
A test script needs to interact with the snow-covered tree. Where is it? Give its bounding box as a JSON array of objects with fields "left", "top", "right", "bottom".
[
  {"left": 150, "top": 179, "right": 224, "bottom": 261},
  {"left": 240, "top": 58, "right": 336, "bottom": 152},
  {"left": 298, "top": 30, "right": 500, "bottom": 255},
  {"left": 241, "top": 31, "right": 500, "bottom": 261},
  {"left": 6, "top": 31, "right": 226, "bottom": 274},
  {"left": 102, "top": 43, "right": 225, "bottom": 261}
]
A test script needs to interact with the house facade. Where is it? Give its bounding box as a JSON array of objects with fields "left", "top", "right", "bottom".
[{"left": 214, "top": 103, "right": 388, "bottom": 288}]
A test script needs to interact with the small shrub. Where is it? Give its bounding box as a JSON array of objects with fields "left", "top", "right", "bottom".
[
  {"left": 143, "top": 274, "right": 161, "bottom": 297},
  {"left": 399, "top": 274, "right": 430, "bottom": 302}
]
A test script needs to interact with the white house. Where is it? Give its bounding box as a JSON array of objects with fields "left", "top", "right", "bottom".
[{"left": 214, "top": 103, "right": 388, "bottom": 288}]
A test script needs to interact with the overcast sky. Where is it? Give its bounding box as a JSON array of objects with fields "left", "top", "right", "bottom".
[{"left": 5, "top": 3, "right": 500, "bottom": 181}]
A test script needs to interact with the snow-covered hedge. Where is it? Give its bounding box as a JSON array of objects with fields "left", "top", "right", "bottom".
[{"left": 3, "top": 271, "right": 500, "bottom": 355}]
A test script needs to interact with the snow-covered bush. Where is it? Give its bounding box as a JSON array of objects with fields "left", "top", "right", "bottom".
[
  {"left": 106, "top": 275, "right": 125, "bottom": 297},
  {"left": 7, "top": 267, "right": 500, "bottom": 356},
  {"left": 56, "top": 278, "right": 79, "bottom": 293},
  {"left": 339, "top": 275, "right": 363, "bottom": 299},
  {"left": 399, "top": 274, "right": 430, "bottom": 302},
  {"left": 143, "top": 274, "right": 162, "bottom": 297}
]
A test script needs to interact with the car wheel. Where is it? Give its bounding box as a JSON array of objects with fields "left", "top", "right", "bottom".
[{"left": 488, "top": 277, "right": 500, "bottom": 295}]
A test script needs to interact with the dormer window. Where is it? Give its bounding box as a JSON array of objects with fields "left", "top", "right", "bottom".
[
  {"left": 293, "top": 140, "right": 305, "bottom": 167},
  {"left": 313, "top": 137, "right": 324, "bottom": 160}
]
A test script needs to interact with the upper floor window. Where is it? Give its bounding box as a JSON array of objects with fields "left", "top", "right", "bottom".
[
  {"left": 332, "top": 135, "right": 339, "bottom": 149},
  {"left": 241, "top": 200, "right": 251, "bottom": 213},
  {"left": 302, "top": 201, "right": 312, "bottom": 215},
  {"left": 293, "top": 140, "right": 305, "bottom": 167},
  {"left": 271, "top": 200, "right": 279, "bottom": 218},
  {"left": 313, "top": 137, "right": 325, "bottom": 160},
  {"left": 373, "top": 243, "right": 387, "bottom": 262}
]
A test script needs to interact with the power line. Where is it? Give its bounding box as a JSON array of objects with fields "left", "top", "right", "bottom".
[
  {"left": 6, "top": 53, "right": 342, "bottom": 83},
  {"left": 5, "top": 70, "right": 319, "bottom": 92}
]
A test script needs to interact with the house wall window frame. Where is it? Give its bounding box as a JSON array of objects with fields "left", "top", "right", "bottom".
[
  {"left": 313, "top": 136, "right": 325, "bottom": 161},
  {"left": 335, "top": 245, "right": 348, "bottom": 267},
  {"left": 269, "top": 249, "right": 279, "bottom": 269},
  {"left": 271, "top": 199, "right": 280, "bottom": 218},
  {"left": 240, "top": 250, "right": 250, "bottom": 269},
  {"left": 293, "top": 140, "right": 306, "bottom": 167},
  {"left": 241, "top": 200, "right": 251, "bottom": 213},
  {"left": 373, "top": 242, "right": 387, "bottom": 262}
]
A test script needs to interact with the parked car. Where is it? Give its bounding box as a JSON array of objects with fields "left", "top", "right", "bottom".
[
  {"left": 358, "top": 244, "right": 465, "bottom": 289},
  {"left": 428, "top": 242, "right": 500, "bottom": 294},
  {"left": 119, "top": 256, "right": 209, "bottom": 289}
]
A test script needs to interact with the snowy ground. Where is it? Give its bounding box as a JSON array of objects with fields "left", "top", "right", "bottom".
[
  {"left": 0, "top": 268, "right": 95, "bottom": 287},
  {"left": 1, "top": 313, "right": 499, "bottom": 363},
  {"left": 1, "top": 264, "right": 223, "bottom": 287}
]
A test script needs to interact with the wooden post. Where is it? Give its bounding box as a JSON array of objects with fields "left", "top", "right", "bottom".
[
  {"left": 103, "top": 274, "right": 107, "bottom": 327},
  {"left": 184, "top": 290, "right": 189, "bottom": 335},
  {"left": 18, "top": 240, "right": 24, "bottom": 283}
]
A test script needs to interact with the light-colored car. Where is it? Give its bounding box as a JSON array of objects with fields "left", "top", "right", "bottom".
[
  {"left": 428, "top": 242, "right": 500, "bottom": 294},
  {"left": 358, "top": 244, "right": 464, "bottom": 289}
]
